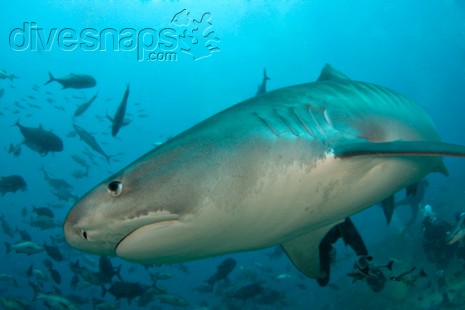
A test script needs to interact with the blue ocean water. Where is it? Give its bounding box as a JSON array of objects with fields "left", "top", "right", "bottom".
[{"left": 1, "top": 1, "right": 465, "bottom": 309}]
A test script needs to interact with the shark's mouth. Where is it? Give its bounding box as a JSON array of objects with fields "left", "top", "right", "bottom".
[{"left": 115, "top": 214, "right": 180, "bottom": 253}]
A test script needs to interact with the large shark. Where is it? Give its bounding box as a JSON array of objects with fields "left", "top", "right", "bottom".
[{"left": 64, "top": 64, "right": 465, "bottom": 280}]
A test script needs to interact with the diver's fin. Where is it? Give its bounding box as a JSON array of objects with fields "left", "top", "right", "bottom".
[
  {"left": 316, "top": 64, "right": 351, "bottom": 82},
  {"left": 381, "top": 195, "right": 395, "bottom": 224},
  {"left": 339, "top": 218, "right": 368, "bottom": 256},
  {"left": 281, "top": 220, "right": 343, "bottom": 279}
]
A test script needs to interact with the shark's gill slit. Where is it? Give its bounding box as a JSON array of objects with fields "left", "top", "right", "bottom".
[
  {"left": 290, "top": 107, "right": 315, "bottom": 137},
  {"left": 323, "top": 109, "right": 334, "bottom": 128},
  {"left": 273, "top": 109, "right": 299, "bottom": 136},
  {"left": 307, "top": 105, "right": 327, "bottom": 138},
  {"left": 253, "top": 112, "right": 279, "bottom": 137}
]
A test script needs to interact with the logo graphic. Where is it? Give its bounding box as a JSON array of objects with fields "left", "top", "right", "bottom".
[
  {"left": 8, "top": 9, "right": 221, "bottom": 62},
  {"left": 171, "top": 9, "right": 220, "bottom": 61}
]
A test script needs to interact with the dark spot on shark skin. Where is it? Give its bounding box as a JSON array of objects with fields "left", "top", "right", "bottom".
[{"left": 322, "top": 179, "right": 341, "bottom": 203}]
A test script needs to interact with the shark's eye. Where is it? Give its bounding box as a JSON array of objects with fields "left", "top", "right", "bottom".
[
  {"left": 81, "top": 229, "right": 88, "bottom": 240},
  {"left": 108, "top": 181, "right": 123, "bottom": 197}
]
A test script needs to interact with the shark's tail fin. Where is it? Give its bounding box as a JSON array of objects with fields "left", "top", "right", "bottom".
[{"left": 44, "top": 72, "right": 55, "bottom": 85}]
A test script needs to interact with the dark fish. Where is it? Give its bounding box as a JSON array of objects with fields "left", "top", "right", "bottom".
[
  {"left": 0, "top": 297, "right": 28, "bottom": 310},
  {"left": 137, "top": 287, "right": 159, "bottom": 307},
  {"left": 102, "top": 281, "right": 147, "bottom": 303},
  {"left": 49, "top": 268, "right": 62, "bottom": 284},
  {"left": 43, "top": 258, "right": 53, "bottom": 269},
  {"left": 0, "top": 215, "right": 15, "bottom": 237},
  {"left": 73, "top": 123, "right": 111, "bottom": 162},
  {"left": 72, "top": 169, "right": 89, "bottom": 179},
  {"left": 5, "top": 241, "right": 43, "bottom": 255},
  {"left": 53, "top": 105, "right": 66, "bottom": 112},
  {"left": 390, "top": 267, "right": 427, "bottom": 287},
  {"left": 26, "top": 102, "right": 41, "bottom": 109},
  {"left": 206, "top": 257, "right": 237, "bottom": 286},
  {"left": 51, "top": 187, "right": 79, "bottom": 203},
  {"left": 32, "top": 206, "right": 54, "bottom": 218},
  {"left": 74, "top": 92, "right": 98, "bottom": 117},
  {"left": 99, "top": 256, "right": 123, "bottom": 282},
  {"left": 71, "top": 154, "right": 90, "bottom": 169},
  {"left": 228, "top": 282, "right": 264, "bottom": 301},
  {"left": 108, "top": 84, "right": 130, "bottom": 137},
  {"left": 14, "top": 121, "right": 63, "bottom": 155},
  {"left": 155, "top": 293, "right": 189, "bottom": 307},
  {"left": 17, "top": 228, "right": 32, "bottom": 241},
  {"left": 70, "top": 274, "right": 79, "bottom": 289},
  {"left": 255, "top": 68, "right": 270, "bottom": 96},
  {"left": 7, "top": 143, "right": 22, "bottom": 157},
  {"left": 150, "top": 272, "right": 172, "bottom": 281},
  {"left": 39, "top": 166, "right": 73, "bottom": 191},
  {"left": 69, "top": 260, "right": 102, "bottom": 286},
  {"left": 0, "top": 69, "right": 17, "bottom": 81},
  {"left": 45, "top": 72, "right": 96, "bottom": 89},
  {"left": 0, "top": 175, "right": 26, "bottom": 195},
  {"left": 44, "top": 243, "right": 64, "bottom": 261},
  {"left": 29, "top": 215, "right": 56, "bottom": 230}
]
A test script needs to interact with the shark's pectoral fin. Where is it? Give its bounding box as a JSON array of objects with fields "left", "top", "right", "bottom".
[
  {"left": 333, "top": 140, "right": 465, "bottom": 176},
  {"left": 333, "top": 140, "right": 465, "bottom": 158},
  {"left": 281, "top": 221, "right": 343, "bottom": 279},
  {"left": 381, "top": 195, "right": 395, "bottom": 224}
]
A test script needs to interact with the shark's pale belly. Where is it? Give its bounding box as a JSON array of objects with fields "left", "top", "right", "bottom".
[{"left": 115, "top": 137, "right": 437, "bottom": 264}]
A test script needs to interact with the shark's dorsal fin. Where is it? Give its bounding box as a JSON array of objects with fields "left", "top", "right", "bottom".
[
  {"left": 281, "top": 221, "right": 342, "bottom": 279},
  {"left": 317, "top": 64, "right": 351, "bottom": 82}
]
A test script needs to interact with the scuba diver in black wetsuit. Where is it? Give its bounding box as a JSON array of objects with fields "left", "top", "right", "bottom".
[{"left": 422, "top": 205, "right": 458, "bottom": 268}]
